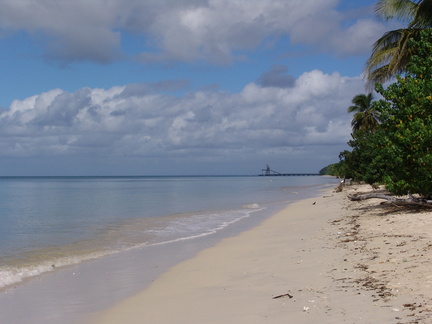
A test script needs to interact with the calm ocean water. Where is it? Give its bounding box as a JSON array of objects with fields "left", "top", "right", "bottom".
[{"left": 0, "top": 175, "right": 337, "bottom": 292}]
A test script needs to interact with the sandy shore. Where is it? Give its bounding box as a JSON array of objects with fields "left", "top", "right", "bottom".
[{"left": 86, "top": 184, "right": 432, "bottom": 324}]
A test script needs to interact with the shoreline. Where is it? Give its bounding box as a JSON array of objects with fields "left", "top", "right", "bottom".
[
  {"left": 0, "top": 176, "right": 332, "bottom": 296},
  {"left": 86, "top": 184, "right": 432, "bottom": 323}
]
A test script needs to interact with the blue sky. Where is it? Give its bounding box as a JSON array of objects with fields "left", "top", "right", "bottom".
[{"left": 0, "top": 0, "right": 399, "bottom": 176}]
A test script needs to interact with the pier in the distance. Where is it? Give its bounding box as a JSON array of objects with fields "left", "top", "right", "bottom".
[{"left": 259, "top": 165, "right": 318, "bottom": 176}]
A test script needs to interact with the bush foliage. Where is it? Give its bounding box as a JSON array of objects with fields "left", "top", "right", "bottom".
[{"left": 325, "top": 29, "right": 432, "bottom": 197}]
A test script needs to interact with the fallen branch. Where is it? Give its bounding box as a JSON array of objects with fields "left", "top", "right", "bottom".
[
  {"left": 348, "top": 193, "right": 432, "bottom": 208},
  {"left": 272, "top": 293, "right": 293, "bottom": 299}
]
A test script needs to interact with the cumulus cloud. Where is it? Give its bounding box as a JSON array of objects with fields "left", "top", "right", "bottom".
[
  {"left": 0, "top": 70, "right": 361, "bottom": 164},
  {"left": 0, "top": 0, "right": 388, "bottom": 64}
]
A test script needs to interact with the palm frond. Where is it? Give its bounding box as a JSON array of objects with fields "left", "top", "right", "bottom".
[
  {"left": 365, "top": 65, "right": 394, "bottom": 89},
  {"left": 375, "top": 0, "right": 418, "bottom": 22},
  {"left": 365, "top": 37, "right": 400, "bottom": 87},
  {"left": 367, "top": 29, "right": 404, "bottom": 67},
  {"left": 365, "top": 1, "right": 432, "bottom": 87},
  {"left": 410, "top": 0, "right": 432, "bottom": 28},
  {"left": 348, "top": 93, "right": 379, "bottom": 133},
  {"left": 364, "top": 28, "right": 422, "bottom": 87}
]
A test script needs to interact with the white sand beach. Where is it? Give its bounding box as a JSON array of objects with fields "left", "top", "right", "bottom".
[{"left": 86, "top": 184, "right": 432, "bottom": 324}]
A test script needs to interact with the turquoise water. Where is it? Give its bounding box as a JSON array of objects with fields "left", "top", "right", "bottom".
[{"left": 0, "top": 175, "right": 337, "bottom": 291}]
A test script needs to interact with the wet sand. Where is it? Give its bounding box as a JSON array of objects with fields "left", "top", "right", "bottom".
[{"left": 86, "top": 184, "right": 432, "bottom": 323}]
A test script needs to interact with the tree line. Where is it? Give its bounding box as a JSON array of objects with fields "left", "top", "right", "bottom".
[{"left": 321, "top": 0, "right": 432, "bottom": 199}]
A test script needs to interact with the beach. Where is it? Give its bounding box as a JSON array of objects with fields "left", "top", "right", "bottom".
[{"left": 87, "top": 184, "right": 432, "bottom": 324}]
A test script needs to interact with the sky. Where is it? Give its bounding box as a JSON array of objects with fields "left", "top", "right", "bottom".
[{"left": 0, "top": 0, "right": 400, "bottom": 176}]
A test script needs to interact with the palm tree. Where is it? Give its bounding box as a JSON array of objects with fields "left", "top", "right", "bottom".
[
  {"left": 364, "top": 0, "right": 432, "bottom": 88},
  {"left": 348, "top": 93, "right": 380, "bottom": 133}
]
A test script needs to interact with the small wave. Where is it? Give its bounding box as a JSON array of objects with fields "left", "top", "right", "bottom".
[
  {"left": 149, "top": 216, "right": 241, "bottom": 246},
  {"left": 0, "top": 250, "right": 114, "bottom": 291},
  {"left": 148, "top": 207, "right": 265, "bottom": 247},
  {"left": 243, "top": 203, "right": 260, "bottom": 209},
  {"left": 0, "top": 207, "right": 265, "bottom": 291}
]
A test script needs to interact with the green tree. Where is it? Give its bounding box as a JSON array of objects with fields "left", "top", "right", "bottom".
[
  {"left": 347, "top": 93, "right": 380, "bottom": 133},
  {"left": 372, "top": 29, "right": 432, "bottom": 197},
  {"left": 364, "top": 0, "right": 432, "bottom": 88},
  {"left": 345, "top": 129, "right": 387, "bottom": 184},
  {"left": 320, "top": 152, "right": 354, "bottom": 179}
]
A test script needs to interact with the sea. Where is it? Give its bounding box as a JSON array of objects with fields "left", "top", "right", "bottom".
[{"left": 0, "top": 175, "right": 338, "bottom": 323}]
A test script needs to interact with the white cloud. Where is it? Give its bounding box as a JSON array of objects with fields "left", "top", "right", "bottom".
[
  {"left": 0, "top": 0, "right": 389, "bottom": 64},
  {"left": 0, "top": 69, "right": 361, "bottom": 162},
  {"left": 0, "top": 0, "right": 125, "bottom": 63},
  {"left": 328, "top": 19, "right": 387, "bottom": 56}
]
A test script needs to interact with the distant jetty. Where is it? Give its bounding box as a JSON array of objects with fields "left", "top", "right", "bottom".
[{"left": 259, "top": 165, "right": 319, "bottom": 176}]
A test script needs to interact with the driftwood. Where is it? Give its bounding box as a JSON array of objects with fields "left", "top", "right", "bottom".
[
  {"left": 334, "top": 180, "right": 345, "bottom": 193},
  {"left": 348, "top": 193, "right": 432, "bottom": 208},
  {"left": 272, "top": 293, "right": 293, "bottom": 299}
]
